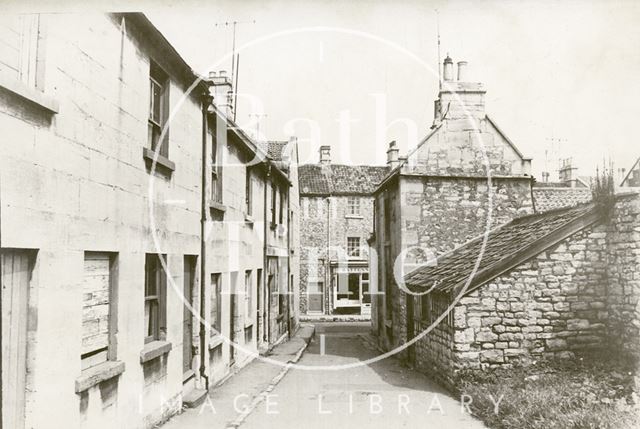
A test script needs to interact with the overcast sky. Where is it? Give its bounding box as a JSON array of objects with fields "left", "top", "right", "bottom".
[{"left": 14, "top": 0, "right": 640, "bottom": 180}]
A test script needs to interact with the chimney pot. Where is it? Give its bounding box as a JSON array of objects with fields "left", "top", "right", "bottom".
[
  {"left": 456, "top": 61, "right": 468, "bottom": 81},
  {"left": 386, "top": 140, "right": 399, "bottom": 169},
  {"left": 443, "top": 55, "right": 454, "bottom": 81},
  {"left": 319, "top": 145, "right": 331, "bottom": 164}
]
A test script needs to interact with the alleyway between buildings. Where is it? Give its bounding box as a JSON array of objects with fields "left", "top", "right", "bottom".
[{"left": 163, "top": 323, "right": 486, "bottom": 429}]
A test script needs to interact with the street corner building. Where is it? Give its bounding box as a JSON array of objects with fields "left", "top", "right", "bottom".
[
  {"left": 0, "top": 13, "right": 300, "bottom": 429},
  {"left": 370, "top": 55, "right": 640, "bottom": 391},
  {"left": 298, "top": 146, "right": 388, "bottom": 318}
]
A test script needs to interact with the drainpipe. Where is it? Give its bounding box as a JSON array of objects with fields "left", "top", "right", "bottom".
[
  {"left": 286, "top": 181, "right": 291, "bottom": 338},
  {"left": 263, "top": 164, "right": 271, "bottom": 345},
  {"left": 199, "top": 91, "right": 211, "bottom": 391}
]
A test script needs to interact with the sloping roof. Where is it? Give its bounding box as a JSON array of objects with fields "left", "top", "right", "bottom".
[
  {"left": 299, "top": 164, "right": 389, "bottom": 196},
  {"left": 404, "top": 203, "right": 600, "bottom": 297},
  {"left": 532, "top": 187, "right": 592, "bottom": 212},
  {"left": 267, "top": 141, "right": 288, "bottom": 161}
]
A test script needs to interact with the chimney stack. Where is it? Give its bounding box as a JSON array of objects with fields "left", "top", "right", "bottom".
[
  {"left": 438, "top": 57, "right": 486, "bottom": 120},
  {"left": 386, "top": 141, "right": 399, "bottom": 169},
  {"left": 208, "top": 70, "right": 234, "bottom": 119},
  {"left": 319, "top": 145, "right": 331, "bottom": 165},
  {"left": 443, "top": 55, "right": 454, "bottom": 81},
  {"left": 558, "top": 158, "right": 578, "bottom": 187},
  {"left": 457, "top": 61, "right": 468, "bottom": 81}
]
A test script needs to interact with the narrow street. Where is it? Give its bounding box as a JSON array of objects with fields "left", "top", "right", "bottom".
[{"left": 240, "top": 322, "right": 486, "bottom": 429}]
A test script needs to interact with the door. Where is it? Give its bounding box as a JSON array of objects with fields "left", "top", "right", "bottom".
[
  {"left": 361, "top": 272, "right": 371, "bottom": 316},
  {"left": 256, "top": 269, "right": 263, "bottom": 344},
  {"left": 307, "top": 281, "right": 323, "bottom": 313},
  {"left": 229, "top": 272, "right": 237, "bottom": 364},
  {"left": 267, "top": 274, "right": 274, "bottom": 343},
  {"left": 406, "top": 295, "right": 415, "bottom": 365},
  {"left": 182, "top": 256, "right": 196, "bottom": 380},
  {"left": 2, "top": 250, "right": 32, "bottom": 429}
]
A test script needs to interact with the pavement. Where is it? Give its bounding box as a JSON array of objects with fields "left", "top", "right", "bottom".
[
  {"left": 162, "top": 322, "right": 485, "bottom": 429},
  {"left": 161, "top": 324, "right": 315, "bottom": 429}
]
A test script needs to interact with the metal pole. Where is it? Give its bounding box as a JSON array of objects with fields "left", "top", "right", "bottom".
[
  {"left": 233, "top": 54, "right": 240, "bottom": 122},
  {"left": 436, "top": 9, "right": 442, "bottom": 90}
]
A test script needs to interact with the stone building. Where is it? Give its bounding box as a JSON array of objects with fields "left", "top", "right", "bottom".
[
  {"left": 372, "top": 56, "right": 535, "bottom": 350},
  {"left": 298, "top": 146, "right": 388, "bottom": 316},
  {"left": 0, "top": 13, "right": 299, "bottom": 429},
  {"left": 371, "top": 56, "right": 640, "bottom": 391},
  {"left": 402, "top": 192, "right": 640, "bottom": 390}
]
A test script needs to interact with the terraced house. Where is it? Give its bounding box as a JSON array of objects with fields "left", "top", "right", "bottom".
[
  {"left": 298, "top": 146, "right": 388, "bottom": 317},
  {"left": 0, "top": 13, "right": 299, "bottom": 429}
]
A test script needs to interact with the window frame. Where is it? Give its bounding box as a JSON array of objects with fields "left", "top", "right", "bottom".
[
  {"left": 244, "top": 270, "right": 252, "bottom": 323},
  {"left": 211, "top": 273, "right": 222, "bottom": 334},
  {"left": 347, "top": 196, "right": 361, "bottom": 216},
  {"left": 148, "top": 61, "right": 170, "bottom": 158},
  {"left": 144, "top": 253, "right": 167, "bottom": 344},
  {"left": 271, "top": 183, "right": 277, "bottom": 226},
  {"left": 347, "top": 237, "right": 361, "bottom": 258},
  {"left": 210, "top": 124, "right": 224, "bottom": 204},
  {"left": 245, "top": 167, "right": 252, "bottom": 216}
]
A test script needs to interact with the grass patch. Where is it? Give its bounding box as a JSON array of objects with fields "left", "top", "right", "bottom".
[{"left": 459, "top": 351, "right": 640, "bottom": 429}]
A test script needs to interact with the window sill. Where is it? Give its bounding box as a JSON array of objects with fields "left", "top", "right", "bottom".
[
  {"left": 143, "top": 147, "right": 175, "bottom": 172},
  {"left": 209, "top": 201, "right": 227, "bottom": 213},
  {"left": 209, "top": 334, "right": 224, "bottom": 350},
  {"left": 0, "top": 75, "right": 59, "bottom": 114},
  {"left": 384, "top": 319, "right": 393, "bottom": 328},
  {"left": 345, "top": 214, "right": 364, "bottom": 219},
  {"left": 140, "top": 340, "right": 172, "bottom": 364},
  {"left": 75, "top": 360, "right": 125, "bottom": 393},
  {"left": 244, "top": 214, "right": 254, "bottom": 225},
  {"left": 244, "top": 320, "right": 254, "bottom": 329},
  {"left": 276, "top": 314, "right": 284, "bottom": 322}
]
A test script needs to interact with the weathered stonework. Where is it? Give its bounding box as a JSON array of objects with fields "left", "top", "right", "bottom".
[
  {"left": 299, "top": 194, "right": 375, "bottom": 314},
  {"left": 606, "top": 194, "right": 640, "bottom": 362},
  {"left": 402, "top": 193, "right": 640, "bottom": 391},
  {"left": 402, "top": 176, "right": 534, "bottom": 256}
]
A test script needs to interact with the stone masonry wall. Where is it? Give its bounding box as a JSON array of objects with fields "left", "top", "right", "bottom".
[
  {"left": 401, "top": 176, "right": 534, "bottom": 257},
  {"left": 606, "top": 194, "right": 640, "bottom": 362},
  {"left": 412, "top": 293, "right": 457, "bottom": 390},
  {"left": 406, "top": 116, "right": 530, "bottom": 177},
  {"left": 450, "top": 224, "right": 609, "bottom": 372}
]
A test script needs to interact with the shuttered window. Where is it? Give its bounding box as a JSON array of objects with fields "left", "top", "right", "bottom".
[{"left": 81, "top": 252, "right": 116, "bottom": 370}]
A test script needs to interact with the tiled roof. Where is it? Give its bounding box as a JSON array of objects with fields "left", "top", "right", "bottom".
[
  {"left": 299, "top": 164, "right": 389, "bottom": 195},
  {"left": 533, "top": 188, "right": 592, "bottom": 212},
  {"left": 404, "top": 203, "right": 598, "bottom": 296},
  {"left": 267, "top": 141, "right": 288, "bottom": 161}
]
